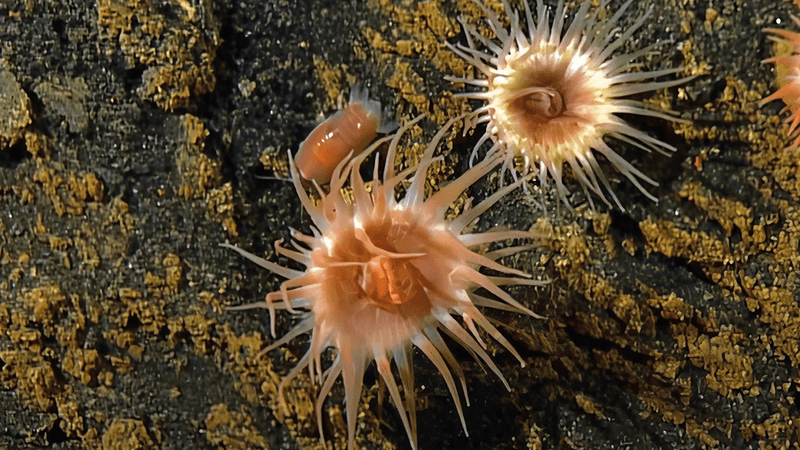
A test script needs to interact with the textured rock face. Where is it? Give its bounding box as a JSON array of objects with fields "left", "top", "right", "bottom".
[{"left": 1, "top": 0, "right": 799, "bottom": 449}]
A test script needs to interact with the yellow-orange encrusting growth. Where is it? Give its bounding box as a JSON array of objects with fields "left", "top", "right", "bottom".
[
  {"left": 447, "top": 0, "right": 694, "bottom": 210},
  {"left": 762, "top": 13, "right": 800, "bottom": 150},
  {"left": 223, "top": 116, "right": 546, "bottom": 450}
]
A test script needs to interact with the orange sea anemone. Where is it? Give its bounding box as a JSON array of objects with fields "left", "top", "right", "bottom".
[
  {"left": 762, "top": 14, "right": 800, "bottom": 150},
  {"left": 223, "top": 116, "right": 545, "bottom": 450},
  {"left": 447, "top": 0, "right": 694, "bottom": 210}
]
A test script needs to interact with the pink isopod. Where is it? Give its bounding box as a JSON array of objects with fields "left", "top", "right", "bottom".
[{"left": 295, "top": 86, "right": 396, "bottom": 184}]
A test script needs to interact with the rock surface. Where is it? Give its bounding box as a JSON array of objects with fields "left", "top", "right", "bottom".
[{"left": 0, "top": 0, "right": 798, "bottom": 449}]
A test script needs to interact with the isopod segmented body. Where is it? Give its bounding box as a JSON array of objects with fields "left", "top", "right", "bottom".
[{"left": 295, "top": 86, "right": 395, "bottom": 184}]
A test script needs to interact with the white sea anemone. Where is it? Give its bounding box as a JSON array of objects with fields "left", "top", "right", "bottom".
[
  {"left": 447, "top": 0, "right": 694, "bottom": 210},
  {"left": 224, "top": 115, "right": 545, "bottom": 450}
]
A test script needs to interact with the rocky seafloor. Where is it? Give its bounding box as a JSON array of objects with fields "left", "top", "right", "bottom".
[{"left": 1, "top": 0, "right": 799, "bottom": 449}]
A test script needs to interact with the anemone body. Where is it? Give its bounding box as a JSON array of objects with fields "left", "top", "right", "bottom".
[
  {"left": 763, "top": 14, "right": 800, "bottom": 150},
  {"left": 447, "top": 0, "right": 693, "bottom": 210},
  {"left": 225, "top": 116, "right": 544, "bottom": 450}
]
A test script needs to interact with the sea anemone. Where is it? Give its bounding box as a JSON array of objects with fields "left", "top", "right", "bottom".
[
  {"left": 447, "top": 0, "right": 694, "bottom": 210},
  {"left": 223, "top": 115, "right": 545, "bottom": 450},
  {"left": 762, "top": 13, "right": 800, "bottom": 150}
]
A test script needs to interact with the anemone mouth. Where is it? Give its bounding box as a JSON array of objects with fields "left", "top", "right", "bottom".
[
  {"left": 317, "top": 213, "right": 434, "bottom": 316},
  {"left": 360, "top": 255, "right": 423, "bottom": 308},
  {"left": 512, "top": 87, "right": 565, "bottom": 120}
]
